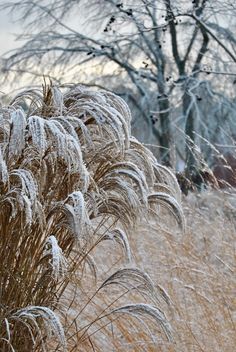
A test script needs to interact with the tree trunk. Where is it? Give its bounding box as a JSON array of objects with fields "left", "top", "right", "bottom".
[
  {"left": 158, "top": 95, "right": 172, "bottom": 166},
  {"left": 183, "top": 91, "right": 196, "bottom": 173}
]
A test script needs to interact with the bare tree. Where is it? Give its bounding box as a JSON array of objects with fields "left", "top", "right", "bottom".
[{"left": 1, "top": 0, "right": 236, "bottom": 170}]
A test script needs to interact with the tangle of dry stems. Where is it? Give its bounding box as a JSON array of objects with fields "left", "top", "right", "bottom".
[{"left": 0, "top": 83, "right": 183, "bottom": 351}]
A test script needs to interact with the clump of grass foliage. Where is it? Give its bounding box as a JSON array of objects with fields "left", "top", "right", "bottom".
[{"left": 0, "top": 84, "right": 184, "bottom": 351}]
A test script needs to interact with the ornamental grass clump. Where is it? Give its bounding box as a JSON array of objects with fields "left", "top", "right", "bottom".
[{"left": 0, "top": 84, "right": 183, "bottom": 351}]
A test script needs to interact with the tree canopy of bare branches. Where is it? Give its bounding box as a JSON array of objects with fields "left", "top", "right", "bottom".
[{"left": 1, "top": 0, "right": 236, "bottom": 171}]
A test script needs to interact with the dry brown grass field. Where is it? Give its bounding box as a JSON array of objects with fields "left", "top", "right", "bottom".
[
  {"left": 0, "top": 84, "right": 235, "bottom": 351},
  {"left": 131, "top": 189, "right": 236, "bottom": 351},
  {"left": 86, "top": 189, "right": 236, "bottom": 352}
]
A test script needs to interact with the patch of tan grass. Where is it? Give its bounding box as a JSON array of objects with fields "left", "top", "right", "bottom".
[{"left": 132, "top": 189, "right": 236, "bottom": 351}]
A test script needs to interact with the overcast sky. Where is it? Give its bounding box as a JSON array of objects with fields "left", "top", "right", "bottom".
[{"left": 0, "top": 7, "right": 22, "bottom": 56}]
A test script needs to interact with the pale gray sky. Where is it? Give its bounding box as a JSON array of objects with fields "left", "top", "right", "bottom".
[{"left": 0, "top": 6, "right": 22, "bottom": 55}]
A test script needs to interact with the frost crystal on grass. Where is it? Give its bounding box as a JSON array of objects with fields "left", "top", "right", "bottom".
[
  {"left": 102, "top": 228, "right": 132, "bottom": 262},
  {"left": 10, "top": 168, "right": 38, "bottom": 224},
  {"left": 62, "top": 191, "right": 91, "bottom": 239},
  {"left": 44, "top": 235, "right": 68, "bottom": 280},
  {"left": 111, "top": 303, "right": 172, "bottom": 341},
  {"left": 9, "top": 109, "right": 26, "bottom": 160},
  {"left": 0, "top": 147, "right": 8, "bottom": 183},
  {"left": 28, "top": 115, "right": 47, "bottom": 155},
  {"left": 12, "top": 306, "right": 66, "bottom": 351}
]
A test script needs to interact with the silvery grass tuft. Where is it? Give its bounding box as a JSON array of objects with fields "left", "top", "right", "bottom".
[{"left": 0, "top": 83, "right": 183, "bottom": 351}]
